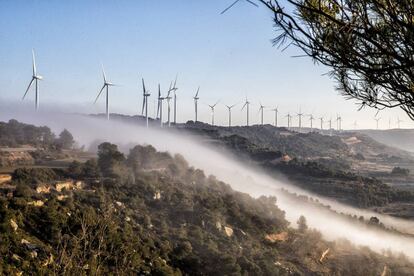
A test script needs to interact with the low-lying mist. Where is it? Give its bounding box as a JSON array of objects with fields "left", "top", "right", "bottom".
[{"left": 2, "top": 104, "right": 414, "bottom": 259}]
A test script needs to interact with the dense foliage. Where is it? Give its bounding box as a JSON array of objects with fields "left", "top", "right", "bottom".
[
  {"left": 0, "top": 120, "right": 74, "bottom": 150},
  {"left": 0, "top": 143, "right": 413, "bottom": 275}
]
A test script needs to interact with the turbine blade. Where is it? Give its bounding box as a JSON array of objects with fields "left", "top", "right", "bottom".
[
  {"left": 195, "top": 87, "right": 200, "bottom": 98},
  {"left": 142, "top": 98, "right": 146, "bottom": 115},
  {"left": 142, "top": 78, "right": 146, "bottom": 94},
  {"left": 101, "top": 64, "right": 107, "bottom": 83},
  {"left": 94, "top": 84, "right": 106, "bottom": 104},
  {"left": 245, "top": 0, "right": 259, "bottom": 7},
  {"left": 23, "top": 78, "right": 35, "bottom": 100},
  {"left": 173, "top": 74, "right": 178, "bottom": 90},
  {"left": 157, "top": 84, "right": 161, "bottom": 118},
  {"left": 32, "top": 49, "right": 37, "bottom": 76},
  {"left": 221, "top": 0, "right": 241, "bottom": 14}
]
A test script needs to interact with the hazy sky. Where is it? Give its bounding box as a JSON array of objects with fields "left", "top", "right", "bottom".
[{"left": 1, "top": 0, "right": 412, "bottom": 129}]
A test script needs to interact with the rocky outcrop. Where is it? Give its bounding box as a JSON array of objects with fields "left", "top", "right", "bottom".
[
  {"left": 0, "top": 174, "right": 12, "bottom": 184},
  {"left": 10, "top": 219, "right": 18, "bottom": 232},
  {"left": 265, "top": 231, "right": 289, "bottom": 242},
  {"left": 0, "top": 151, "right": 34, "bottom": 167}
]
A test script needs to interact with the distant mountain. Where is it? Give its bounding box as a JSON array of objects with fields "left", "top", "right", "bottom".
[{"left": 357, "top": 129, "right": 414, "bottom": 153}]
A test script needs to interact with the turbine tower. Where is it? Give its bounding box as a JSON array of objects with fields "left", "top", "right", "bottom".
[
  {"left": 336, "top": 114, "right": 342, "bottom": 131},
  {"left": 23, "top": 49, "right": 43, "bottom": 111},
  {"left": 353, "top": 120, "right": 358, "bottom": 130},
  {"left": 286, "top": 113, "right": 292, "bottom": 128},
  {"left": 157, "top": 84, "right": 165, "bottom": 127},
  {"left": 225, "top": 104, "right": 237, "bottom": 127},
  {"left": 193, "top": 87, "right": 200, "bottom": 122},
  {"left": 397, "top": 117, "right": 403, "bottom": 129},
  {"left": 221, "top": 0, "right": 258, "bottom": 14},
  {"left": 308, "top": 114, "right": 315, "bottom": 129},
  {"left": 172, "top": 75, "right": 178, "bottom": 125},
  {"left": 208, "top": 101, "right": 219, "bottom": 126},
  {"left": 165, "top": 82, "right": 176, "bottom": 127},
  {"left": 94, "top": 64, "right": 116, "bottom": 120},
  {"left": 296, "top": 108, "right": 304, "bottom": 129},
  {"left": 272, "top": 107, "right": 279, "bottom": 127},
  {"left": 258, "top": 102, "right": 267, "bottom": 125},
  {"left": 374, "top": 117, "right": 381, "bottom": 129},
  {"left": 318, "top": 117, "right": 324, "bottom": 130},
  {"left": 141, "top": 78, "right": 150, "bottom": 128},
  {"left": 242, "top": 98, "right": 251, "bottom": 126}
]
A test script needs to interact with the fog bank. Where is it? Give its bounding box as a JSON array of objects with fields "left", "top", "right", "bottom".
[{"left": 2, "top": 105, "right": 414, "bottom": 259}]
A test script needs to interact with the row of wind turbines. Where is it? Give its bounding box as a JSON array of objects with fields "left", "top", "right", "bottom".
[{"left": 23, "top": 50, "right": 405, "bottom": 131}]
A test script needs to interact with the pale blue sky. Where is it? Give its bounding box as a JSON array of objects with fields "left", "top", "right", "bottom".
[{"left": 0, "top": 0, "right": 412, "bottom": 129}]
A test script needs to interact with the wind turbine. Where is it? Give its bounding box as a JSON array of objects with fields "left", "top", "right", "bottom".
[
  {"left": 157, "top": 84, "right": 165, "bottom": 127},
  {"left": 397, "top": 117, "right": 403, "bottom": 129},
  {"left": 336, "top": 114, "right": 342, "bottom": 131},
  {"left": 328, "top": 117, "right": 333, "bottom": 136},
  {"left": 258, "top": 102, "right": 267, "bottom": 125},
  {"left": 208, "top": 101, "right": 220, "bottom": 126},
  {"left": 165, "top": 82, "right": 176, "bottom": 127},
  {"left": 193, "top": 87, "right": 200, "bottom": 122},
  {"left": 353, "top": 120, "right": 358, "bottom": 130},
  {"left": 172, "top": 75, "right": 178, "bottom": 125},
  {"left": 318, "top": 117, "right": 324, "bottom": 130},
  {"left": 374, "top": 117, "right": 381, "bottom": 129},
  {"left": 241, "top": 98, "right": 251, "bottom": 126},
  {"left": 272, "top": 107, "right": 279, "bottom": 127},
  {"left": 220, "top": 0, "right": 258, "bottom": 14},
  {"left": 297, "top": 109, "right": 304, "bottom": 129},
  {"left": 94, "top": 64, "right": 116, "bottom": 120},
  {"left": 225, "top": 103, "right": 237, "bottom": 127},
  {"left": 23, "top": 49, "right": 43, "bottom": 111},
  {"left": 141, "top": 78, "right": 150, "bottom": 128},
  {"left": 286, "top": 113, "right": 292, "bottom": 128},
  {"left": 308, "top": 114, "right": 315, "bottom": 129},
  {"left": 388, "top": 117, "right": 391, "bottom": 129}
]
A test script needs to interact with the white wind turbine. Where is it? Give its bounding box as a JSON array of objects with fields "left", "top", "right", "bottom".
[
  {"left": 374, "top": 117, "right": 381, "bottom": 129},
  {"left": 318, "top": 116, "right": 324, "bottom": 130},
  {"left": 141, "top": 78, "right": 150, "bottom": 128},
  {"left": 272, "top": 107, "right": 279, "bottom": 127},
  {"left": 193, "top": 87, "right": 200, "bottom": 122},
  {"left": 94, "top": 64, "right": 117, "bottom": 120},
  {"left": 297, "top": 108, "right": 304, "bottom": 129},
  {"left": 225, "top": 103, "right": 237, "bottom": 127},
  {"left": 397, "top": 117, "right": 403, "bottom": 129},
  {"left": 208, "top": 101, "right": 220, "bottom": 126},
  {"left": 172, "top": 75, "right": 178, "bottom": 125},
  {"left": 157, "top": 84, "right": 165, "bottom": 127},
  {"left": 308, "top": 114, "right": 315, "bottom": 129},
  {"left": 23, "top": 49, "right": 43, "bottom": 111},
  {"left": 286, "top": 113, "right": 292, "bottom": 128},
  {"left": 241, "top": 98, "right": 251, "bottom": 126},
  {"left": 258, "top": 102, "right": 267, "bottom": 125},
  {"left": 165, "top": 82, "right": 177, "bottom": 127}
]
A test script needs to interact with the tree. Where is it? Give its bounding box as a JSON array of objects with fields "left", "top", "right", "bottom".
[
  {"left": 58, "top": 129, "right": 74, "bottom": 149},
  {"left": 97, "top": 142, "right": 125, "bottom": 177},
  {"left": 297, "top": 215, "right": 308, "bottom": 232},
  {"left": 258, "top": 0, "right": 414, "bottom": 119}
]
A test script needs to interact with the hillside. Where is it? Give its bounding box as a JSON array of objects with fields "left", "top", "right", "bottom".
[
  {"left": 358, "top": 129, "right": 414, "bottom": 153},
  {"left": 1, "top": 142, "right": 414, "bottom": 275}
]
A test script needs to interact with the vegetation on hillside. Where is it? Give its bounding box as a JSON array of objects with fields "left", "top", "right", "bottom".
[{"left": 0, "top": 143, "right": 413, "bottom": 275}]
